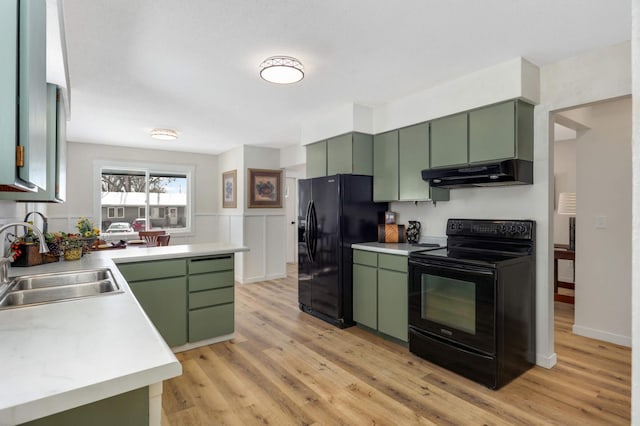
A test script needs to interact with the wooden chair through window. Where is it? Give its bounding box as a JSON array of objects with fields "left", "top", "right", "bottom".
[
  {"left": 157, "top": 234, "right": 171, "bottom": 246},
  {"left": 139, "top": 230, "right": 166, "bottom": 247}
]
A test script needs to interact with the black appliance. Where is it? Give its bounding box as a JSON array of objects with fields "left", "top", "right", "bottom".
[
  {"left": 408, "top": 218, "right": 535, "bottom": 389},
  {"left": 421, "top": 159, "right": 533, "bottom": 189},
  {"left": 298, "top": 174, "right": 387, "bottom": 328}
]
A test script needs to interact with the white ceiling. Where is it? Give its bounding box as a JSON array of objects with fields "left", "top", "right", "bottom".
[{"left": 61, "top": 0, "right": 631, "bottom": 155}]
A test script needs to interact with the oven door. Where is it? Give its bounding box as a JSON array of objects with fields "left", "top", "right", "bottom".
[{"left": 408, "top": 258, "right": 496, "bottom": 355}]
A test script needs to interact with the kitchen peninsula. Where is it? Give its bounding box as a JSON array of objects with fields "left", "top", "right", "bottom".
[{"left": 0, "top": 242, "right": 248, "bottom": 426}]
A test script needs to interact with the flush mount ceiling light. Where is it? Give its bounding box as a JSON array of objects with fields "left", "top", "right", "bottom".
[
  {"left": 259, "top": 56, "right": 304, "bottom": 84},
  {"left": 150, "top": 128, "right": 178, "bottom": 140}
]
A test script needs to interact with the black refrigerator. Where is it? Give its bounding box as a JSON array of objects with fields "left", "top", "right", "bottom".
[{"left": 298, "top": 174, "right": 387, "bottom": 328}]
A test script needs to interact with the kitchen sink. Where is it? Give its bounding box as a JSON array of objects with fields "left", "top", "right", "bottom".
[{"left": 0, "top": 269, "right": 123, "bottom": 309}]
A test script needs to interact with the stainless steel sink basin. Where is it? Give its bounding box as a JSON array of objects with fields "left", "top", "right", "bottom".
[
  {"left": 0, "top": 269, "right": 123, "bottom": 309},
  {"left": 11, "top": 269, "right": 114, "bottom": 290}
]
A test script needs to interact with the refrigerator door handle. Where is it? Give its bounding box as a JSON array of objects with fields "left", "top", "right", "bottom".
[
  {"left": 305, "top": 200, "right": 314, "bottom": 262},
  {"left": 310, "top": 201, "right": 318, "bottom": 259}
]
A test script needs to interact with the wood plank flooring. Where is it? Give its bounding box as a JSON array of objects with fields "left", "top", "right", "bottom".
[{"left": 162, "top": 265, "right": 630, "bottom": 425}]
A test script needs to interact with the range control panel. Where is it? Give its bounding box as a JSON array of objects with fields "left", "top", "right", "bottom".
[{"left": 446, "top": 219, "right": 534, "bottom": 240}]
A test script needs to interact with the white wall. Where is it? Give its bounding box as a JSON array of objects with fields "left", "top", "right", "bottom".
[
  {"left": 630, "top": 0, "right": 639, "bottom": 422},
  {"left": 300, "top": 103, "right": 374, "bottom": 145},
  {"left": 373, "top": 57, "right": 539, "bottom": 133},
  {"left": 47, "top": 142, "right": 219, "bottom": 245},
  {"left": 571, "top": 98, "right": 632, "bottom": 346},
  {"left": 241, "top": 145, "right": 287, "bottom": 282}
]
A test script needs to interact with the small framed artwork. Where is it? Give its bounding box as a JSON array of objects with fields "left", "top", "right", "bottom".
[
  {"left": 222, "top": 170, "right": 237, "bottom": 208},
  {"left": 248, "top": 168, "right": 283, "bottom": 208}
]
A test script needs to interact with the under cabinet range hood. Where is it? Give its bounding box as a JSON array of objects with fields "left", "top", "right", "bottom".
[{"left": 421, "top": 159, "right": 533, "bottom": 189}]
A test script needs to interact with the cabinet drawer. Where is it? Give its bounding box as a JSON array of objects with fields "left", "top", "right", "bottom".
[
  {"left": 189, "top": 303, "right": 234, "bottom": 342},
  {"left": 353, "top": 250, "right": 377, "bottom": 267},
  {"left": 189, "top": 270, "right": 234, "bottom": 292},
  {"left": 188, "top": 255, "right": 233, "bottom": 275},
  {"left": 378, "top": 253, "right": 407, "bottom": 273},
  {"left": 118, "top": 259, "right": 186, "bottom": 282},
  {"left": 189, "top": 287, "right": 234, "bottom": 309}
]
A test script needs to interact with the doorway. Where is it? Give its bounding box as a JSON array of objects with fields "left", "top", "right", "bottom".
[{"left": 551, "top": 96, "right": 632, "bottom": 345}]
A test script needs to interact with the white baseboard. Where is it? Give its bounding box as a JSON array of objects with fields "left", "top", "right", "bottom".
[
  {"left": 171, "top": 333, "right": 234, "bottom": 353},
  {"left": 238, "top": 273, "right": 287, "bottom": 284},
  {"left": 536, "top": 351, "right": 557, "bottom": 369},
  {"left": 572, "top": 325, "right": 631, "bottom": 347}
]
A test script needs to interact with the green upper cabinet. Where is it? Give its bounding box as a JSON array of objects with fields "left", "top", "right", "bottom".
[
  {"left": 373, "top": 130, "right": 399, "bottom": 202},
  {"left": 0, "top": 84, "right": 67, "bottom": 202},
  {"left": 430, "top": 112, "right": 468, "bottom": 169},
  {"left": 305, "top": 140, "right": 327, "bottom": 178},
  {"left": 0, "top": 0, "right": 48, "bottom": 192},
  {"left": 326, "top": 132, "right": 373, "bottom": 176},
  {"left": 430, "top": 99, "right": 534, "bottom": 169},
  {"left": 469, "top": 99, "right": 534, "bottom": 164},
  {"left": 373, "top": 125, "right": 449, "bottom": 202},
  {"left": 398, "top": 123, "right": 429, "bottom": 201}
]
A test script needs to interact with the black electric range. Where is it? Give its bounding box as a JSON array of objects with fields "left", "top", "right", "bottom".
[{"left": 408, "top": 218, "right": 536, "bottom": 389}]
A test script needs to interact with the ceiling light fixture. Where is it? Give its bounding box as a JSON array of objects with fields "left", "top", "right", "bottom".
[
  {"left": 259, "top": 56, "right": 304, "bottom": 84},
  {"left": 150, "top": 128, "right": 178, "bottom": 140}
]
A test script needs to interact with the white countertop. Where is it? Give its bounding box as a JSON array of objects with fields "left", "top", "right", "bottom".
[
  {"left": 352, "top": 237, "right": 446, "bottom": 256},
  {"left": 0, "top": 242, "right": 248, "bottom": 425}
]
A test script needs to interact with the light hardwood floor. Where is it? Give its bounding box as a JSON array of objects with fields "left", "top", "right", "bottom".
[{"left": 162, "top": 264, "right": 630, "bottom": 425}]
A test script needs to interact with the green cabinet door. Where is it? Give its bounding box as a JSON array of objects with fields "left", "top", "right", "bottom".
[
  {"left": 430, "top": 112, "right": 468, "bottom": 168},
  {"left": 327, "top": 133, "right": 353, "bottom": 175},
  {"left": 327, "top": 132, "right": 373, "bottom": 176},
  {"left": 398, "top": 123, "right": 429, "bottom": 201},
  {"left": 129, "top": 277, "right": 187, "bottom": 347},
  {"left": 306, "top": 141, "right": 327, "bottom": 178},
  {"left": 377, "top": 268, "right": 408, "bottom": 342},
  {"left": 353, "top": 263, "right": 377, "bottom": 329},
  {"left": 373, "top": 130, "right": 399, "bottom": 201},
  {"left": 469, "top": 100, "right": 516, "bottom": 164},
  {"left": 22, "top": 387, "right": 149, "bottom": 426}
]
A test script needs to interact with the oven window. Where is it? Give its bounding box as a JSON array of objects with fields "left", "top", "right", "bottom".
[{"left": 422, "top": 274, "right": 476, "bottom": 335}]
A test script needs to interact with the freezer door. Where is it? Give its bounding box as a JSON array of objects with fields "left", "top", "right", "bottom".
[
  {"left": 309, "top": 176, "right": 340, "bottom": 319},
  {"left": 298, "top": 179, "right": 312, "bottom": 307}
]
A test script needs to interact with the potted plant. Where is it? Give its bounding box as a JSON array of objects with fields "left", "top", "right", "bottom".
[{"left": 76, "top": 217, "right": 101, "bottom": 254}]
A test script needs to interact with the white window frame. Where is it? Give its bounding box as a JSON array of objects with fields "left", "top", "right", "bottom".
[
  {"left": 138, "top": 207, "right": 146, "bottom": 218},
  {"left": 94, "top": 160, "right": 194, "bottom": 235}
]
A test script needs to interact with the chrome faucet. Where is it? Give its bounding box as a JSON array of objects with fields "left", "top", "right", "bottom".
[
  {"left": 24, "top": 211, "right": 48, "bottom": 234},
  {"left": 0, "top": 222, "right": 49, "bottom": 286}
]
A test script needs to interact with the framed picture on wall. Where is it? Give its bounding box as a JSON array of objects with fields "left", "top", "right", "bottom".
[
  {"left": 222, "top": 170, "right": 237, "bottom": 208},
  {"left": 247, "top": 168, "right": 283, "bottom": 208}
]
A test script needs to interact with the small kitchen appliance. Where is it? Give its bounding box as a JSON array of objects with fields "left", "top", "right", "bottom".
[{"left": 408, "top": 218, "right": 535, "bottom": 389}]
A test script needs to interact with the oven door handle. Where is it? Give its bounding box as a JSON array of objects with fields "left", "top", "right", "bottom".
[{"left": 409, "top": 259, "right": 495, "bottom": 276}]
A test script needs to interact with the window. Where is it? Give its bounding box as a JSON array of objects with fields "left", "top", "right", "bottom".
[
  {"left": 106, "top": 207, "right": 125, "bottom": 219},
  {"left": 98, "top": 162, "right": 192, "bottom": 234}
]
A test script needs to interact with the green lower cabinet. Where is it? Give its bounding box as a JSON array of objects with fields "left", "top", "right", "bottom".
[
  {"left": 377, "top": 269, "right": 408, "bottom": 341},
  {"left": 189, "top": 303, "right": 234, "bottom": 342},
  {"left": 20, "top": 387, "right": 149, "bottom": 426},
  {"left": 353, "top": 250, "right": 408, "bottom": 342},
  {"left": 353, "top": 264, "right": 378, "bottom": 329},
  {"left": 187, "top": 255, "right": 235, "bottom": 342},
  {"left": 129, "top": 277, "right": 188, "bottom": 347},
  {"left": 118, "top": 254, "right": 236, "bottom": 348}
]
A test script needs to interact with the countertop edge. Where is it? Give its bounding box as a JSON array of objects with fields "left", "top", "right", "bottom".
[{"left": 0, "top": 242, "right": 246, "bottom": 424}]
